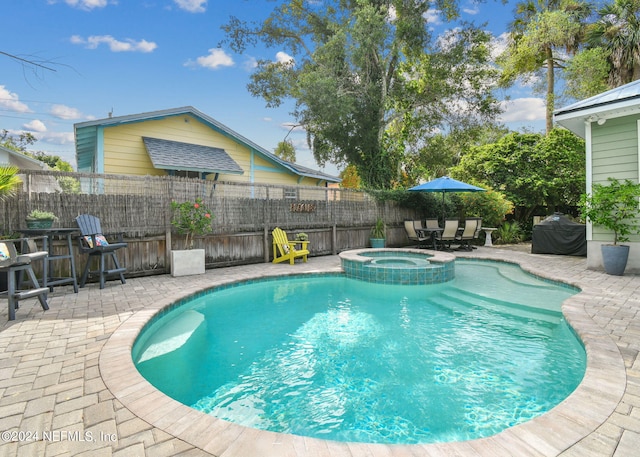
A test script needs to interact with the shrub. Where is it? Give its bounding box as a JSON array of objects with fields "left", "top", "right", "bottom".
[
  {"left": 459, "top": 187, "right": 514, "bottom": 227},
  {"left": 170, "top": 198, "right": 214, "bottom": 249},
  {"left": 495, "top": 221, "right": 523, "bottom": 244}
]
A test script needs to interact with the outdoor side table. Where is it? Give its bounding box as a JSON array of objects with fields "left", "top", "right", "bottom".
[
  {"left": 483, "top": 228, "right": 497, "bottom": 247},
  {"left": 20, "top": 228, "right": 79, "bottom": 293}
]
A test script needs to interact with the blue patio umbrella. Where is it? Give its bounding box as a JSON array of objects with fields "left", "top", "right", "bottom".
[{"left": 408, "top": 176, "right": 485, "bottom": 222}]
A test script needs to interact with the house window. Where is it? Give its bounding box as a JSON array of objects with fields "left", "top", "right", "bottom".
[
  {"left": 174, "top": 170, "right": 202, "bottom": 179},
  {"left": 284, "top": 188, "right": 298, "bottom": 199}
]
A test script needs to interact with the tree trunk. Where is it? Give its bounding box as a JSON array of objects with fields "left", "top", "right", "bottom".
[{"left": 545, "top": 47, "right": 554, "bottom": 135}]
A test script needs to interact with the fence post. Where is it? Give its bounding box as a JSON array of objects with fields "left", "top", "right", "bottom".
[
  {"left": 264, "top": 225, "right": 269, "bottom": 263},
  {"left": 165, "top": 229, "right": 172, "bottom": 273},
  {"left": 332, "top": 223, "right": 337, "bottom": 255}
]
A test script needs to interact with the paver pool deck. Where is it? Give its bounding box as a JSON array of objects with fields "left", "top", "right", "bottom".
[{"left": 1, "top": 245, "right": 639, "bottom": 456}]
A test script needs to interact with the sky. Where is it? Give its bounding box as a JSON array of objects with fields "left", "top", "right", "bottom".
[{"left": 1, "top": 0, "right": 546, "bottom": 177}]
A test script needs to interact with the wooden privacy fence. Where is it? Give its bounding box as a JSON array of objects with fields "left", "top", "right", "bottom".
[{"left": 0, "top": 170, "right": 417, "bottom": 280}]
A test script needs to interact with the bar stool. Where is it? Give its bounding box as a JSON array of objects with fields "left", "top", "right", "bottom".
[
  {"left": 0, "top": 241, "right": 49, "bottom": 321},
  {"left": 19, "top": 238, "right": 49, "bottom": 289}
]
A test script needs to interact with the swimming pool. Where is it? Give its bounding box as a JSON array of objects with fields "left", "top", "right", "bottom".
[{"left": 132, "top": 259, "right": 585, "bottom": 444}]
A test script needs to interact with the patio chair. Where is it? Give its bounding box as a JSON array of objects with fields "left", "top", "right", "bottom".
[
  {"left": 472, "top": 218, "right": 482, "bottom": 249},
  {"left": 0, "top": 241, "right": 49, "bottom": 321},
  {"left": 272, "top": 227, "right": 309, "bottom": 265},
  {"left": 425, "top": 218, "right": 440, "bottom": 230},
  {"left": 454, "top": 218, "right": 480, "bottom": 251},
  {"left": 435, "top": 219, "right": 459, "bottom": 251},
  {"left": 18, "top": 238, "right": 49, "bottom": 290},
  {"left": 404, "top": 220, "right": 430, "bottom": 248},
  {"left": 76, "top": 214, "right": 128, "bottom": 289}
]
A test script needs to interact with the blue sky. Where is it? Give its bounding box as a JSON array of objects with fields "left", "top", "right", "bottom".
[{"left": 1, "top": 0, "right": 544, "bottom": 176}]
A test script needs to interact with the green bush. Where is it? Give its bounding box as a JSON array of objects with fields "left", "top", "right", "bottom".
[
  {"left": 495, "top": 221, "right": 523, "bottom": 244},
  {"left": 458, "top": 187, "right": 514, "bottom": 227},
  {"left": 170, "top": 198, "right": 214, "bottom": 249}
]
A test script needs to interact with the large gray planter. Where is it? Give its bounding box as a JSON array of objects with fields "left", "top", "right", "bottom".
[
  {"left": 171, "top": 249, "right": 205, "bottom": 277},
  {"left": 601, "top": 244, "right": 630, "bottom": 276}
]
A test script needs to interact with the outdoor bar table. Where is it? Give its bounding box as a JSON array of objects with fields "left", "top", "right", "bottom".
[{"left": 20, "top": 228, "right": 79, "bottom": 293}]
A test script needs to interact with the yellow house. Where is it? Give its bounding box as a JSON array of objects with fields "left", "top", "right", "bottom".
[{"left": 74, "top": 106, "right": 340, "bottom": 187}]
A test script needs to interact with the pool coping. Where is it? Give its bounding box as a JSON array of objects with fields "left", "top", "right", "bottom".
[
  {"left": 338, "top": 247, "right": 456, "bottom": 265},
  {"left": 99, "top": 250, "right": 626, "bottom": 457}
]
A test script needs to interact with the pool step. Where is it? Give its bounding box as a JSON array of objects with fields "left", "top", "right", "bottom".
[
  {"left": 455, "top": 260, "right": 561, "bottom": 290},
  {"left": 430, "top": 288, "right": 562, "bottom": 325}
]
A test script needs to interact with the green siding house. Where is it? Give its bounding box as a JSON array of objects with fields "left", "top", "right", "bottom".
[{"left": 555, "top": 80, "right": 640, "bottom": 273}]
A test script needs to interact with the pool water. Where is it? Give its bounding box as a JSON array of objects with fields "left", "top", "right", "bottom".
[
  {"left": 133, "top": 260, "right": 585, "bottom": 444},
  {"left": 361, "top": 251, "right": 432, "bottom": 267}
]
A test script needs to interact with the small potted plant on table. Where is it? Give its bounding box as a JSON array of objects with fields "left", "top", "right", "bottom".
[
  {"left": 580, "top": 178, "right": 640, "bottom": 275},
  {"left": 26, "top": 210, "right": 58, "bottom": 229},
  {"left": 170, "top": 198, "right": 214, "bottom": 277}
]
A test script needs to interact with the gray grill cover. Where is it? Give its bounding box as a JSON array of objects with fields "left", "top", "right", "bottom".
[{"left": 531, "top": 212, "right": 587, "bottom": 256}]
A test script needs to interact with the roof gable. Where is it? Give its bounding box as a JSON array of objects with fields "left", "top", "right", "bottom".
[
  {"left": 0, "top": 145, "right": 49, "bottom": 170},
  {"left": 75, "top": 107, "right": 340, "bottom": 182}
]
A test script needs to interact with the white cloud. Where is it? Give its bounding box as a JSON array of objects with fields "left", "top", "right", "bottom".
[
  {"left": 55, "top": 0, "right": 109, "bottom": 9},
  {"left": 23, "top": 120, "right": 47, "bottom": 133},
  {"left": 280, "top": 122, "right": 305, "bottom": 133},
  {"left": 243, "top": 56, "right": 258, "bottom": 71},
  {"left": 70, "top": 35, "right": 157, "bottom": 53},
  {"left": 40, "top": 131, "right": 75, "bottom": 145},
  {"left": 174, "top": 0, "right": 206, "bottom": 13},
  {"left": 387, "top": 5, "right": 397, "bottom": 21},
  {"left": 463, "top": 4, "right": 480, "bottom": 15},
  {"left": 50, "top": 104, "right": 84, "bottom": 120},
  {"left": 189, "top": 48, "right": 234, "bottom": 69},
  {"left": 275, "top": 51, "right": 295, "bottom": 65},
  {"left": 491, "top": 32, "right": 510, "bottom": 61},
  {"left": 500, "top": 98, "right": 546, "bottom": 122},
  {"left": 8, "top": 127, "right": 74, "bottom": 147},
  {"left": 0, "top": 86, "right": 31, "bottom": 113},
  {"left": 423, "top": 10, "right": 442, "bottom": 25}
]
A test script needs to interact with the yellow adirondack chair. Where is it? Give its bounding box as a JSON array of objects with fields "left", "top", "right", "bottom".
[{"left": 272, "top": 227, "right": 309, "bottom": 265}]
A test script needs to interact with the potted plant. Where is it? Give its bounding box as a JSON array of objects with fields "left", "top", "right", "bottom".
[
  {"left": 295, "top": 232, "right": 309, "bottom": 242},
  {"left": 170, "top": 198, "right": 214, "bottom": 277},
  {"left": 26, "top": 209, "right": 58, "bottom": 229},
  {"left": 370, "top": 217, "right": 386, "bottom": 248},
  {"left": 580, "top": 178, "right": 640, "bottom": 275}
]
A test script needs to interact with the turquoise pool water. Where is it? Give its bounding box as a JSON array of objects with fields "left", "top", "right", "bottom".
[{"left": 132, "top": 260, "right": 585, "bottom": 444}]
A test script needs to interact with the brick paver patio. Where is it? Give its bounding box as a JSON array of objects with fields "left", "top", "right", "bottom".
[{"left": 1, "top": 246, "right": 639, "bottom": 456}]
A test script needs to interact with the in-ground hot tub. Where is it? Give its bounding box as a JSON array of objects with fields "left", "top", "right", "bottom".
[{"left": 339, "top": 248, "right": 455, "bottom": 285}]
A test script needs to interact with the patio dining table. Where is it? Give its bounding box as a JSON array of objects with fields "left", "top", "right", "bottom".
[{"left": 416, "top": 227, "right": 443, "bottom": 250}]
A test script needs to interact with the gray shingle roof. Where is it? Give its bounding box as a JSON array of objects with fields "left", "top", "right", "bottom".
[{"left": 142, "top": 137, "right": 243, "bottom": 175}]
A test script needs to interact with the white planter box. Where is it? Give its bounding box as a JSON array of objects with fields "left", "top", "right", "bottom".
[{"left": 171, "top": 249, "right": 205, "bottom": 277}]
